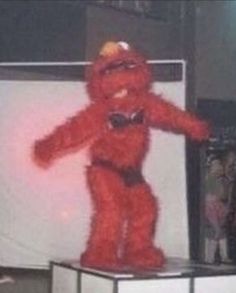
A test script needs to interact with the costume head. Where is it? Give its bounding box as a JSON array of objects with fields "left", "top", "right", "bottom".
[{"left": 87, "top": 41, "right": 152, "bottom": 101}]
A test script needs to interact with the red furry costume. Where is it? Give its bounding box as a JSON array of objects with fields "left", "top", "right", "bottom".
[{"left": 34, "top": 41, "right": 209, "bottom": 270}]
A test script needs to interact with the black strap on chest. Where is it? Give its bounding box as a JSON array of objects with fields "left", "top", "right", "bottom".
[{"left": 108, "top": 109, "right": 144, "bottom": 129}]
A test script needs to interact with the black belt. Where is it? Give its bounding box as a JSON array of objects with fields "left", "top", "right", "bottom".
[{"left": 92, "top": 159, "right": 144, "bottom": 187}]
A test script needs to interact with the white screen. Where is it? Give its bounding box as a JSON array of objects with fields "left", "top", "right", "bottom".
[{"left": 0, "top": 65, "right": 188, "bottom": 268}]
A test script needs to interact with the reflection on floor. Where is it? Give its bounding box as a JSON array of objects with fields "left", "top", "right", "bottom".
[{"left": 0, "top": 268, "right": 50, "bottom": 293}]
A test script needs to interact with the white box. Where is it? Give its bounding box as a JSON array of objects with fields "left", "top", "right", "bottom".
[
  {"left": 51, "top": 260, "right": 191, "bottom": 293},
  {"left": 195, "top": 275, "right": 236, "bottom": 293},
  {"left": 51, "top": 259, "right": 236, "bottom": 293}
]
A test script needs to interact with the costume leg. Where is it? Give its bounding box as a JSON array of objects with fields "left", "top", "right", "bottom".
[
  {"left": 123, "top": 183, "right": 165, "bottom": 268},
  {"left": 80, "top": 165, "right": 127, "bottom": 269}
]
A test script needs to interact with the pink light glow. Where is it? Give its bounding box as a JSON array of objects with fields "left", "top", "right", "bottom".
[{"left": 0, "top": 81, "right": 92, "bottom": 262}]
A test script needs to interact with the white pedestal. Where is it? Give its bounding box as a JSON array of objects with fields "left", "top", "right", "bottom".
[
  {"left": 195, "top": 275, "right": 236, "bottom": 293},
  {"left": 50, "top": 259, "right": 236, "bottom": 293}
]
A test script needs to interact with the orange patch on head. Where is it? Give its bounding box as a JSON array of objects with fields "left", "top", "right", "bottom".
[{"left": 87, "top": 42, "right": 152, "bottom": 101}]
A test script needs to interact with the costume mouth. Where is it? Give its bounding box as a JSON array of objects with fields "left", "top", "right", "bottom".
[
  {"left": 113, "top": 88, "right": 128, "bottom": 99},
  {"left": 100, "top": 60, "right": 137, "bottom": 75}
]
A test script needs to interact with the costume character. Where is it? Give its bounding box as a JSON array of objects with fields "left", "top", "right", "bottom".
[{"left": 33, "top": 41, "right": 209, "bottom": 270}]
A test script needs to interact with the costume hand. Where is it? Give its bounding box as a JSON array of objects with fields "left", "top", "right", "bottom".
[
  {"left": 191, "top": 121, "right": 210, "bottom": 141},
  {"left": 33, "top": 138, "right": 54, "bottom": 167}
]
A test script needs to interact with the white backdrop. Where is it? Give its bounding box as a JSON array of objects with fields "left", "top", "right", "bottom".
[{"left": 0, "top": 67, "right": 188, "bottom": 268}]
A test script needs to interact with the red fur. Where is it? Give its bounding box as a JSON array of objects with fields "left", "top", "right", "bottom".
[{"left": 34, "top": 43, "right": 210, "bottom": 270}]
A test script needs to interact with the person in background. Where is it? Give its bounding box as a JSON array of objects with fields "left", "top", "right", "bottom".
[
  {"left": 204, "top": 155, "right": 230, "bottom": 263},
  {"left": 222, "top": 150, "right": 236, "bottom": 262}
]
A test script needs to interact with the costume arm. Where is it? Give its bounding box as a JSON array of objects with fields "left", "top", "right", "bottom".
[
  {"left": 145, "top": 93, "right": 210, "bottom": 141},
  {"left": 34, "top": 103, "right": 106, "bottom": 165}
]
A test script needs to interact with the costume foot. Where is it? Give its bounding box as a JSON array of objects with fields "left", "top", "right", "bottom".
[
  {"left": 80, "top": 251, "right": 121, "bottom": 270},
  {"left": 123, "top": 247, "right": 165, "bottom": 269}
]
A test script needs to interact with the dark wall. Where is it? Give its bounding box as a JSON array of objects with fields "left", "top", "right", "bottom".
[
  {"left": 85, "top": 3, "right": 184, "bottom": 61},
  {"left": 0, "top": 1, "right": 190, "bottom": 81},
  {"left": 195, "top": 1, "right": 236, "bottom": 101},
  {"left": 0, "top": 1, "right": 86, "bottom": 62},
  {"left": 0, "top": 1, "right": 186, "bottom": 61}
]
